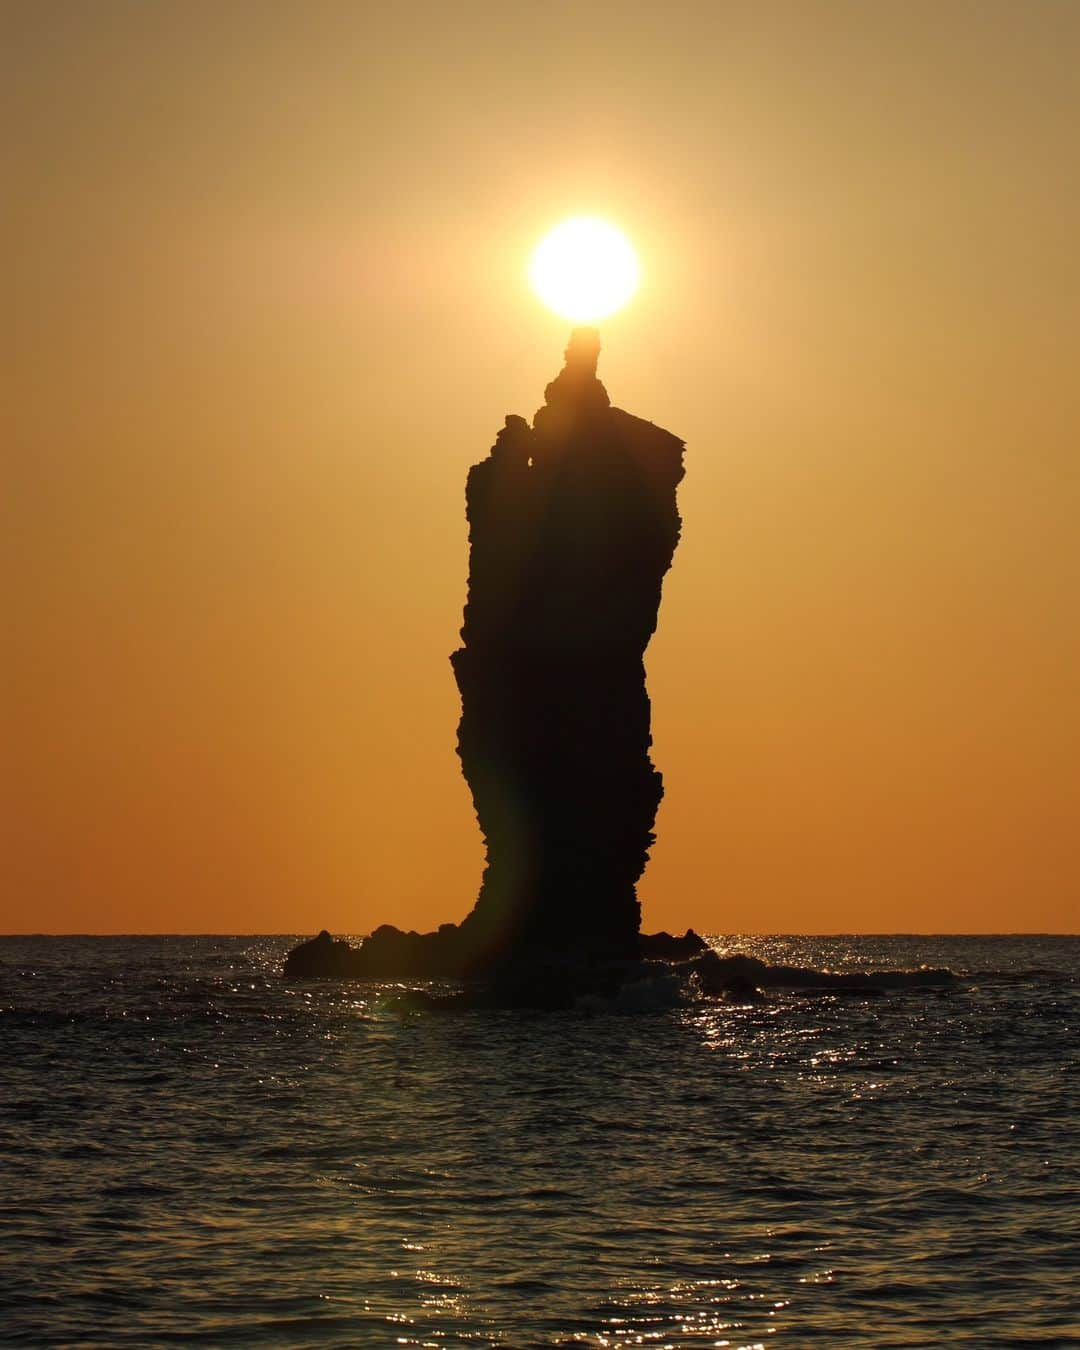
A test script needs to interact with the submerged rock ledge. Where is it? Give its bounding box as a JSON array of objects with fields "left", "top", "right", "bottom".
[
  {"left": 282, "top": 928, "right": 958, "bottom": 1010},
  {"left": 284, "top": 925, "right": 709, "bottom": 981}
]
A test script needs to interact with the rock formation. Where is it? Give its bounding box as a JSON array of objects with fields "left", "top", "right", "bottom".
[
  {"left": 285, "top": 328, "right": 686, "bottom": 986},
  {"left": 448, "top": 327, "right": 685, "bottom": 969},
  {"left": 283, "top": 333, "right": 963, "bottom": 1006}
]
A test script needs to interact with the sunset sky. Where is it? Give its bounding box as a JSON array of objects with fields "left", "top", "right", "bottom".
[{"left": 5, "top": 2, "right": 1078, "bottom": 934}]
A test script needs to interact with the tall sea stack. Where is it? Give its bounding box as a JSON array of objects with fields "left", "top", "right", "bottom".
[
  {"left": 285, "top": 332, "right": 954, "bottom": 998},
  {"left": 284, "top": 329, "right": 687, "bottom": 986},
  {"left": 451, "top": 328, "right": 685, "bottom": 969}
]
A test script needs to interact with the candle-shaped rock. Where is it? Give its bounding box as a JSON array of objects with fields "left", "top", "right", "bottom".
[
  {"left": 284, "top": 222, "right": 693, "bottom": 990},
  {"left": 452, "top": 328, "right": 685, "bottom": 970}
]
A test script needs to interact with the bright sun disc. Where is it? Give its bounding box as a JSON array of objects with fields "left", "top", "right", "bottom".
[{"left": 529, "top": 217, "right": 640, "bottom": 323}]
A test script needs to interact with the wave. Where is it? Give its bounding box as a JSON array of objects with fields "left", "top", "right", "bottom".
[{"left": 692, "top": 950, "right": 958, "bottom": 996}]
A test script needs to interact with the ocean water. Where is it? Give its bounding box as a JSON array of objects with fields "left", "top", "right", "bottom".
[{"left": 1, "top": 935, "right": 1076, "bottom": 1348}]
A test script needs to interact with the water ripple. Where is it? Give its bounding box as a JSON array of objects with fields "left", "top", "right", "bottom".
[{"left": 0, "top": 934, "right": 1076, "bottom": 1347}]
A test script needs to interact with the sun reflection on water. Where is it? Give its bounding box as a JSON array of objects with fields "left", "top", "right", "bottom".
[{"left": 1, "top": 934, "right": 1076, "bottom": 1347}]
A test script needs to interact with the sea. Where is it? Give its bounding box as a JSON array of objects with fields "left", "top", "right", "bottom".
[{"left": 1, "top": 935, "right": 1076, "bottom": 1348}]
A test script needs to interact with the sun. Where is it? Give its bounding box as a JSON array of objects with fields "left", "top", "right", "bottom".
[{"left": 528, "top": 216, "right": 640, "bottom": 324}]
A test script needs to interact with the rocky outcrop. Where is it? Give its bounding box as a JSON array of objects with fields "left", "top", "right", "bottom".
[
  {"left": 283, "top": 930, "right": 361, "bottom": 979},
  {"left": 280, "top": 331, "right": 964, "bottom": 1005},
  {"left": 688, "top": 951, "right": 958, "bottom": 998},
  {"left": 282, "top": 930, "right": 958, "bottom": 1008},
  {"left": 450, "top": 327, "right": 685, "bottom": 969},
  {"left": 639, "top": 929, "right": 709, "bottom": 963},
  {"left": 282, "top": 926, "right": 707, "bottom": 982},
  {"left": 284, "top": 329, "right": 686, "bottom": 987}
]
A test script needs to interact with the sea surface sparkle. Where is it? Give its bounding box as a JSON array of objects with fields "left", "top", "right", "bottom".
[{"left": 1, "top": 935, "right": 1076, "bottom": 1347}]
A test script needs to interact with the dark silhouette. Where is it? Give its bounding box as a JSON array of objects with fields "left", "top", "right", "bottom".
[
  {"left": 284, "top": 332, "right": 961, "bottom": 1005},
  {"left": 285, "top": 330, "right": 692, "bottom": 992},
  {"left": 284, "top": 927, "right": 957, "bottom": 1003},
  {"left": 450, "top": 327, "right": 685, "bottom": 969}
]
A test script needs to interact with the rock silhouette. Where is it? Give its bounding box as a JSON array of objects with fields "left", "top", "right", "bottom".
[
  {"left": 283, "top": 334, "right": 963, "bottom": 1006},
  {"left": 285, "top": 329, "right": 686, "bottom": 985},
  {"left": 451, "top": 327, "right": 685, "bottom": 969},
  {"left": 283, "top": 929, "right": 958, "bottom": 1006}
]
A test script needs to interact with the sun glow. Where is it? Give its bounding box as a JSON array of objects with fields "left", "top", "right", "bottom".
[{"left": 528, "top": 216, "right": 640, "bottom": 323}]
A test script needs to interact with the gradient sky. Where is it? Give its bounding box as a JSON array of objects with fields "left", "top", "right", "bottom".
[{"left": 5, "top": 1, "right": 1078, "bottom": 934}]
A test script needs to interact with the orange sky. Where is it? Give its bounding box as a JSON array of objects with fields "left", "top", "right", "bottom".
[{"left": 5, "top": 2, "right": 1078, "bottom": 934}]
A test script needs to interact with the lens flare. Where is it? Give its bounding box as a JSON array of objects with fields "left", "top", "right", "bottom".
[{"left": 528, "top": 216, "right": 640, "bottom": 323}]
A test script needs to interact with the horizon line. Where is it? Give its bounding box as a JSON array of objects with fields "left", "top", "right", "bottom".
[{"left": 2, "top": 931, "right": 1076, "bottom": 940}]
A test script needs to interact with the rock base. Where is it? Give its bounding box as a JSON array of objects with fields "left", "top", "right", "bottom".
[
  {"left": 282, "top": 929, "right": 957, "bottom": 1010},
  {"left": 283, "top": 925, "right": 708, "bottom": 981}
]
